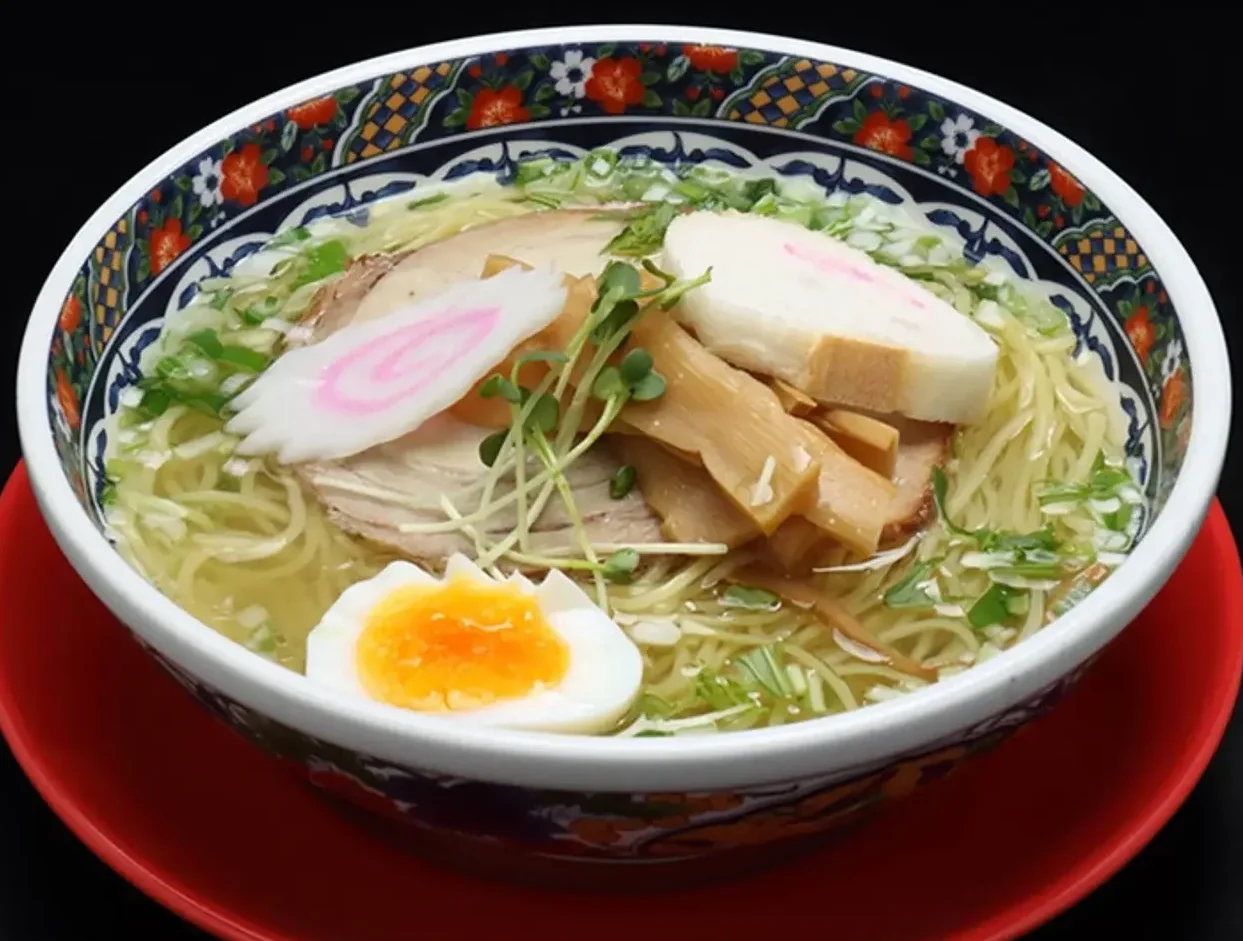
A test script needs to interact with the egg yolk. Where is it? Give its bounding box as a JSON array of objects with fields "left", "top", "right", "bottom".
[{"left": 356, "top": 576, "right": 570, "bottom": 712}]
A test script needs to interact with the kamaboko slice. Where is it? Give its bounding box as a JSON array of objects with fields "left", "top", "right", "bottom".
[{"left": 225, "top": 263, "right": 567, "bottom": 464}]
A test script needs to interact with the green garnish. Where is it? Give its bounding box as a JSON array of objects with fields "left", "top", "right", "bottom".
[
  {"left": 735, "top": 644, "right": 794, "bottom": 699},
  {"left": 604, "top": 202, "right": 679, "bottom": 256},
  {"left": 208, "top": 287, "right": 234, "bottom": 310},
  {"left": 967, "top": 583, "right": 1027, "bottom": 629},
  {"left": 526, "top": 393, "right": 559, "bottom": 434},
  {"left": 979, "top": 528, "right": 1060, "bottom": 554},
  {"left": 619, "top": 348, "right": 653, "bottom": 385},
  {"left": 514, "top": 350, "right": 570, "bottom": 369},
  {"left": 637, "top": 693, "right": 676, "bottom": 719},
  {"left": 609, "top": 464, "right": 637, "bottom": 500},
  {"left": 598, "top": 259, "right": 643, "bottom": 296},
  {"left": 185, "top": 329, "right": 225, "bottom": 358},
  {"left": 883, "top": 559, "right": 943, "bottom": 609},
  {"left": 601, "top": 548, "right": 640, "bottom": 583},
  {"left": 640, "top": 258, "right": 675, "bottom": 285},
  {"left": 238, "top": 295, "right": 281, "bottom": 325},
  {"left": 183, "top": 329, "right": 271, "bottom": 373},
  {"left": 137, "top": 388, "right": 172, "bottom": 417},
  {"left": 654, "top": 268, "right": 712, "bottom": 310},
  {"left": 265, "top": 225, "right": 311, "bottom": 249},
  {"left": 629, "top": 372, "right": 667, "bottom": 402},
  {"left": 734, "top": 178, "right": 778, "bottom": 208},
  {"left": 591, "top": 366, "right": 626, "bottom": 400},
  {"left": 591, "top": 346, "right": 667, "bottom": 405},
  {"left": 513, "top": 155, "right": 564, "bottom": 187},
  {"left": 694, "top": 667, "right": 757, "bottom": 710},
  {"left": 1103, "top": 503, "right": 1134, "bottom": 533},
  {"left": 721, "top": 585, "right": 782, "bottom": 611},
  {"left": 589, "top": 301, "right": 639, "bottom": 345},
  {"left": 407, "top": 192, "right": 449, "bottom": 210},
  {"left": 931, "top": 466, "right": 972, "bottom": 538},
  {"left": 218, "top": 346, "right": 272, "bottom": 372},
  {"left": 479, "top": 374, "right": 522, "bottom": 403},
  {"left": 1036, "top": 453, "right": 1139, "bottom": 533},
  {"left": 478, "top": 431, "right": 507, "bottom": 468},
  {"left": 293, "top": 239, "right": 350, "bottom": 287},
  {"left": 524, "top": 192, "right": 563, "bottom": 210},
  {"left": 934, "top": 465, "right": 1064, "bottom": 556},
  {"left": 244, "top": 623, "right": 282, "bottom": 656}
]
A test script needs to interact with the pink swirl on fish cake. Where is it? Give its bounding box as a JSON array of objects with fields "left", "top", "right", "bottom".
[
  {"left": 783, "top": 241, "right": 927, "bottom": 310},
  {"left": 314, "top": 306, "right": 500, "bottom": 415}
]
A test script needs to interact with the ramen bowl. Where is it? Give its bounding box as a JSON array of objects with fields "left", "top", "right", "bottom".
[{"left": 15, "top": 26, "right": 1229, "bottom": 887}]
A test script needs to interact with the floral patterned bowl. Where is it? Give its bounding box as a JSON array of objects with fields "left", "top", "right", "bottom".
[{"left": 15, "top": 27, "right": 1230, "bottom": 886}]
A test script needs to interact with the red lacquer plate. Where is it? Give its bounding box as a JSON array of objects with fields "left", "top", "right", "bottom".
[{"left": 1, "top": 462, "right": 1240, "bottom": 941}]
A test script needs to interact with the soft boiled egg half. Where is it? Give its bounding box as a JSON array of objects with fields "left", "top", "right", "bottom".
[{"left": 305, "top": 555, "right": 643, "bottom": 734}]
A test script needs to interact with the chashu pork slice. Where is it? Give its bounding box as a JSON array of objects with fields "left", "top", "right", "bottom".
[
  {"left": 297, "top": 208, "right": 629, "bottom": 345},
  {"left": 293, "top": 209, "right": 664, "bottom": 565},
  {"left": 881, "top": 417, "right": 954, "bottom": 547},
  {"left": 300, "top": 416, "right": 663, "bottom": 568}
]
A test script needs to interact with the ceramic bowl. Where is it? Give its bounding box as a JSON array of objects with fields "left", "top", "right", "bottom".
[{"left": 15, "top": 26, "right": 1230, "bottom": 887}]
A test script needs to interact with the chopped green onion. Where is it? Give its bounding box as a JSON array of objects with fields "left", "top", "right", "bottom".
[
  {"left": 883, "top": 559, "right": 943, "bottom": 609},
  {"left": 936, "top": 466, "right": 1062, "bottom": 557},
  {"left": 294, "top": 239, "right": 350, "bottom": 287},
  {"left": 932, "top": 466, "right": 972, "bottom": 537},
  {"left": 244, "top": 623, "right": 284, "bottom": 657},
  {"left": 524, "top": 192, "right": 563, "bottom": 209},
  {"left": 637, "top": 693, "right": 676, "bottom": 719},
  {"left": 180, "top": 392, "right": 229, "bottom": 417},
  {"left": 1103, "top": 502, "right": 1134, "bottom": 532},
  {"left": 968, "top": 583, "right": 1025, "bottom": 629},
  {"left": 694, "top": 667, "right": 755, "bottom": 710},
  {"left": 138, "top": 388, "right": 172, "bottom": 417},
  {"left": 735, "top": 644, "right": 794, "bottom": 699},
  {"left": 406, "top": 193, "right": 448, "bottom": 210},
  {"left": 218, "top": 346, "right": 272, "bottom": 372},
  {"left": 721, "top": 585, "right": 782, "bottom": 611},
  {"left": 735, "top": 177, "right": 778, "bottom": 208},
  {"left": 978, "top": 527, "right": 1059, "bottom": 554},
  {"left": 238, "top": 295, "right": 280, "bottom": 325},
  {"left": 155, "top": 355, "right": 193, "bottom": 381},
  {"left": 265, "top": 226, "right": 311, "bottom": 249}
]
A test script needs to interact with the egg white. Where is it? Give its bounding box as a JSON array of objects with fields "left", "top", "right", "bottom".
[{"left": 305, "top": 554, "right": 644, "bottom": 735}]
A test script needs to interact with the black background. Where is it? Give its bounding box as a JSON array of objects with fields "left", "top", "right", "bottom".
[{"left": 1, "top": 22, "right": 1238, "bottom": 940}]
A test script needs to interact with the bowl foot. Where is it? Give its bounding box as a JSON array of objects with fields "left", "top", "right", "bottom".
[{"left": 309, "top": 787, "right": 871, "bottom": 891}]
